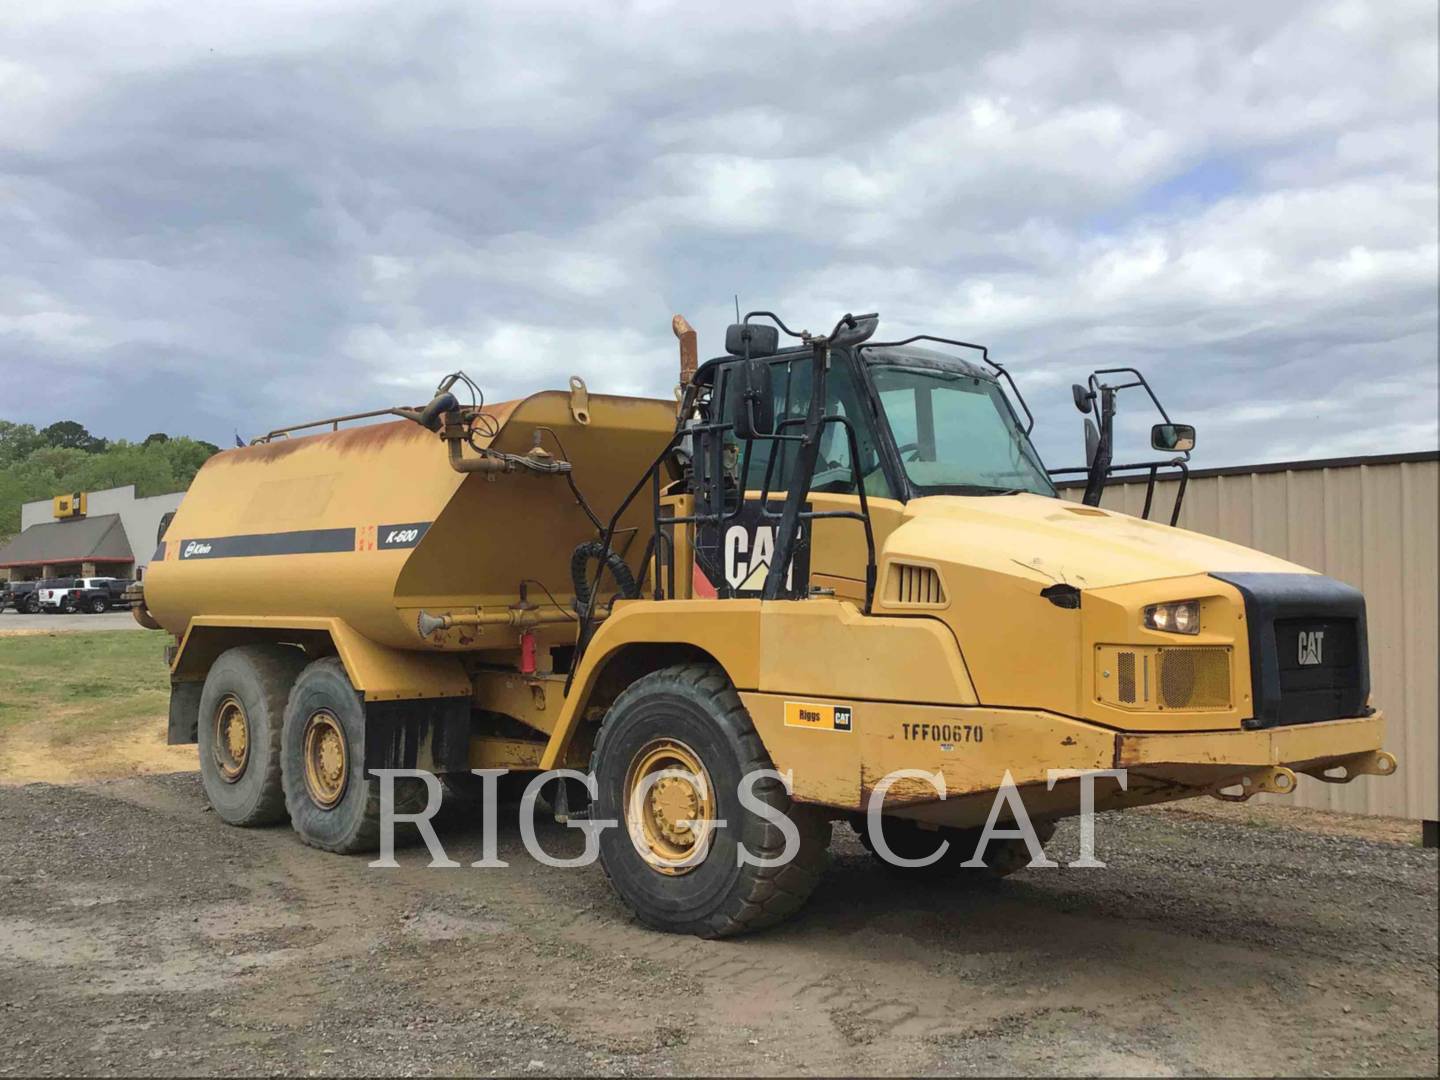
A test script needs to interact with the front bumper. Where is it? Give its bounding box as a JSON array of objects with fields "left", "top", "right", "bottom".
[
  {"left": 742, "top": 690, "right": 1394, "bottom": 827},
  {"left": 1117, "top": 713, "right": 1394, "bottom": 801}
]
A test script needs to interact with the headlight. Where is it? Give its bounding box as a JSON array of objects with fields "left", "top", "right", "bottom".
[{"left": 1144, "top": 600, "right": 1200, "bottom": 635}]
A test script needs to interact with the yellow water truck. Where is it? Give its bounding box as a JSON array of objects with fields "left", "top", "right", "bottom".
[{"left": 137, "top": 312, "right": 1396, "bottom": 936}]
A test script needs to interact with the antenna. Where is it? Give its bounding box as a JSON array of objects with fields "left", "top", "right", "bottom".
[{"left": 734, "top": 294, "right": 740, "bottom": 322}]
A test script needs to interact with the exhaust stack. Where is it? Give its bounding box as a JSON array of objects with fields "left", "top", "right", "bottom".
[{"left": 672, "top": 314, "right": 697, "bottom": 388}]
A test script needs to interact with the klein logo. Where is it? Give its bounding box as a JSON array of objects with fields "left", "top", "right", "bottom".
[
  {"left": 182, "top": 541, "right": 212, "bottom": 558},
  {"left": 1298, "top": 630, "right": 1324, "bottom": 666}
]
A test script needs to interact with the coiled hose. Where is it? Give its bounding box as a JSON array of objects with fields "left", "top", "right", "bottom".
[{"left": 570, "top": 540, "right": 641, "bottom": 614}]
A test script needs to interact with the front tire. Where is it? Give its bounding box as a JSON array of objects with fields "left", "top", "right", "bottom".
[
  {"left": 591, "top": 663, "right": 830, "bottom": 938},
  {"left": 88, "top": 597, "right": 108, "bottom": 614},
  {"left": 281, "top": 658, "right": 427, "bottom": 854},
  {"left": 197, "top": 644, "right": 307, "bottom": 826}
]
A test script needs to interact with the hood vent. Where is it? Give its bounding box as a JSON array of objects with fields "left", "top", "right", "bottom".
[{"left": 885, "top": 563, "right": 946, "bottom": 607}]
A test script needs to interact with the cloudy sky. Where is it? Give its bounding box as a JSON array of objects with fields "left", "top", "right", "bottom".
[{"left": 2, "top": 0, "right": 1436, "bottom": 468}]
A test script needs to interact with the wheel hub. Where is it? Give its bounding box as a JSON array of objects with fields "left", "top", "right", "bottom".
[
  {"left": 302, "top": 710, "right": 348, "bottom": 809},
  {"left": 212, "top": 695, "right": 249, "bottom": 783},
  {"left": 623, "top": 738, "right": 716, "bottom": 876}
]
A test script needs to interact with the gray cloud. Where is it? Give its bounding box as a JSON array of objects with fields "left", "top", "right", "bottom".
[{"left": 1, "top": 0, "right": 1435, "bottom": 469}]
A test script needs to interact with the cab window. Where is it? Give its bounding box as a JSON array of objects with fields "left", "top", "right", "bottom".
[{"left": 721, "top": 354, "right": 893, "bottom": 500}]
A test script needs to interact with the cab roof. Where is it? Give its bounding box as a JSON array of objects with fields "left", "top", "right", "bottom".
[{"left": 694, "top": 343, "right": 994, "bottom": 388}]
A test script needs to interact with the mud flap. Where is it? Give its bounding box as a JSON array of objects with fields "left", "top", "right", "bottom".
[
  {"left": 167, "top": 680, "right": 205, "bottom": 744},
  {"left": 363, "top": 697, "right": 471, "bottom": 775}
]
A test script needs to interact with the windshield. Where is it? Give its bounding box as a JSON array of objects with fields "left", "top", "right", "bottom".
[{"left": 870, "top": 366, "right": 1055, "bottom": 496}]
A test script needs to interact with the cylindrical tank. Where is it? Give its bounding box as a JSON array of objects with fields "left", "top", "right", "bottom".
[{"left": 145, "top": 390, "right": 676, "bottom": 651}]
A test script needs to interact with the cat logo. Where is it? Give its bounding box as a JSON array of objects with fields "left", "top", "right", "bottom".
[
  {"left": 693, "top": 500, "right": 810, "bottom": 599},
  {"left": 724, "top": 523, "right": 798, "bottom": 592},
  {"left": 1298, "top": 630, "right": 1324, "bottom": 666}
]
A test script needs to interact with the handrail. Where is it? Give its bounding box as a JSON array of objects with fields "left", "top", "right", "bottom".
[{"left": 251, "top": 406, "right": 434, "bottom": 444}]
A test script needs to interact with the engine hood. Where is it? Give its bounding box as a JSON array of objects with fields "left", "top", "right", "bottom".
[{"left": 890, "top": 494, "right": 1308, "bottom": 590}]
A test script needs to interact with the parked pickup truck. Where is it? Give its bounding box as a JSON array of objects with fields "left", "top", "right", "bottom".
[
  {"left": 39, "top": 577, "right": 132, "bottom": 614},
  {"left": 0, "top": 580, "right": 41, "bottom": 614}
]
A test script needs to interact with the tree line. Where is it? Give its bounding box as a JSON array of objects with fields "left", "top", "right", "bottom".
[{"left": 0, "top": 420, "right": 221, "bottom": 544}]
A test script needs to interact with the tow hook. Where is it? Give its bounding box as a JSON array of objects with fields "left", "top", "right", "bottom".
[
  {"left": 1299, "top": 750, "right": 1398, "bottom": 784},
  {"left": 1210, "top": 765, "right": 1298, "bottom": 803}
]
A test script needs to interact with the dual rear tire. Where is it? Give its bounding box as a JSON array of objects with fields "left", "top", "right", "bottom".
[{"left": 196, "top": 648, "right": 424, "bottom": 852}]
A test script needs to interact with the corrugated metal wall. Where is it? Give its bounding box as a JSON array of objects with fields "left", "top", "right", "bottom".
[{"left": 1063, "top": 452, "right": 1438, "bottom": 821}]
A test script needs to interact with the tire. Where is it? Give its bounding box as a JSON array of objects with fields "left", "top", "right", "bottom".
[
  {"left": 855, "top": 817, "right": 1057, "bottom": 879},
  {"left": 591, "top": 663, "right": 830, "bottom": 938},
  {"left": 88, "top": 597, "right": 108, "bottom": 614},
  {"left": 281, "top": 657, "right": 428, "bottom": 854},
  {"left": 23, "top": 595, "right": 39, "bottom": 614},
  {"left": 197, "top": 644, "right": 307, "bottom": 827}
]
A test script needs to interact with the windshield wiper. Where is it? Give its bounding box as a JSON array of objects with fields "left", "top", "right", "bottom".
[{"left": 952, "top": 484, "right": 1025, "bottom": 496}]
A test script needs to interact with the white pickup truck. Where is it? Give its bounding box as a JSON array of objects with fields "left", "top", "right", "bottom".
[{"left": 38, "top": 577, "right": 128, "bottom": 614}]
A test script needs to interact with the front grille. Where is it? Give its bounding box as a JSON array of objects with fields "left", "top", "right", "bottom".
[
  {"left": 886, "top": 563, "right": 946, "bottom": 606},
  {"left": 1210, "top": 572, "right": 1369, "bottom": 729},
  {"left": 1156, "top": 647, "right": 1231, "bottom": 710},
  {"left": 1272, "top": 617, "right": 1362, "bottom": 725}
]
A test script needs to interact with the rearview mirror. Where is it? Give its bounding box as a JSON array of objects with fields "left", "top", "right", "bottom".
[
  {"left": 729, "top": 359, "right": 775, "bottom": 439},
  {"left": 1072, "top": 383, "right": 1093, "bottom": 414},
  {"left": 725, "top": 323, "right": 780, "bottom": 357},
  {"left": 1151, "top": 423, "right": 1195, "bottom": 453}
]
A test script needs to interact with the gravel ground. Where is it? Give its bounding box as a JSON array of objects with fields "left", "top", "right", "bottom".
[{"left": 0, "top": 774, "right": 1434, "bottom": 1077}]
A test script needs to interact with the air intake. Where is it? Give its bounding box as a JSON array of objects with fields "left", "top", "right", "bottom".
[
  {"left": 886, "top": 563, "right": 946, "bottom": 606},
  {"left": 1117, "top": 651, "right": 1137, "bottom": 704},
  {"left": 1157, "top": 647, "right": 1231, "bottom": 710}
]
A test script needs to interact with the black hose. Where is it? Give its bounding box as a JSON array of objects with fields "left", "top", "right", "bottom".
[
  {"left": 570, "top": 540, "right": 640, "bottom": 613},
  {"left": 418, "top": 391, "right": 459, "bottom": 430}
]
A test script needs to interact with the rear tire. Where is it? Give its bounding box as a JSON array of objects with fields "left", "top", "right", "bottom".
[
  {"left": 197, "top": 644, "right": 307, "bottom": 827},
  {"left": 856, "top": 817, "right": 1057, "bottom": 879},
  {"left": 281, "top": 658, "right": 428, "bottom": 854},
  {"left": 591, "top": 663, "right": 830, "bottom": 938}
]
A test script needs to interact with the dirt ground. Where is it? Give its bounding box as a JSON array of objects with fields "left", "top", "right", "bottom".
[{"left": 0, "top": 770, "right": 1434, "bottom": 1078}]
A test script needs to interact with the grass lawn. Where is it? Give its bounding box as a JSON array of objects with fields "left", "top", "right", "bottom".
[{"left": 0, "top": 630, "right": 189, "bottom": 782}]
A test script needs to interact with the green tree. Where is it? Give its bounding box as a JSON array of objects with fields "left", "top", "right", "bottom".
[
  {"left": 0, "top": 423, "right": 221, "bottom": 544},
  {"left": 0, "top": 421, "right": 45, "bottom": 466},
  {"left": 41, "top": 420, "right": 107, "bottom": 453}
]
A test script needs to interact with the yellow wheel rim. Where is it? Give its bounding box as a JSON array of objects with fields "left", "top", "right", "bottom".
[
  {"left": 212, "top": 694, "right": 249, "bottom": 783},
  {"left": 623, "top": 738, "right": 716, "bottom": 876},
  {"left": 303, "top": 710, "right": 349, "bottom": 809}
]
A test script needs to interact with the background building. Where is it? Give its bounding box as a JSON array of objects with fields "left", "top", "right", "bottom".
[{"left": 0, "top": 484, "right": 184, "bottom": 582}]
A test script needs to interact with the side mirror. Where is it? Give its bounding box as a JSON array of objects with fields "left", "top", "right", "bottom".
[
  {"left": 1151, "top": 423, "right": 1196, "bottom": 453},
  {"left": 1084, "top": 418, "right": 1100, "bottom": 466},
  {"left": 725, "top": 323, "right": 780, "bottom": 358},
  {"left": 1072, "top": 384, "right": 1093, "bottom": 414},
  {"left": 729, "top": 359, "right": 775, "bottom": 439}
]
